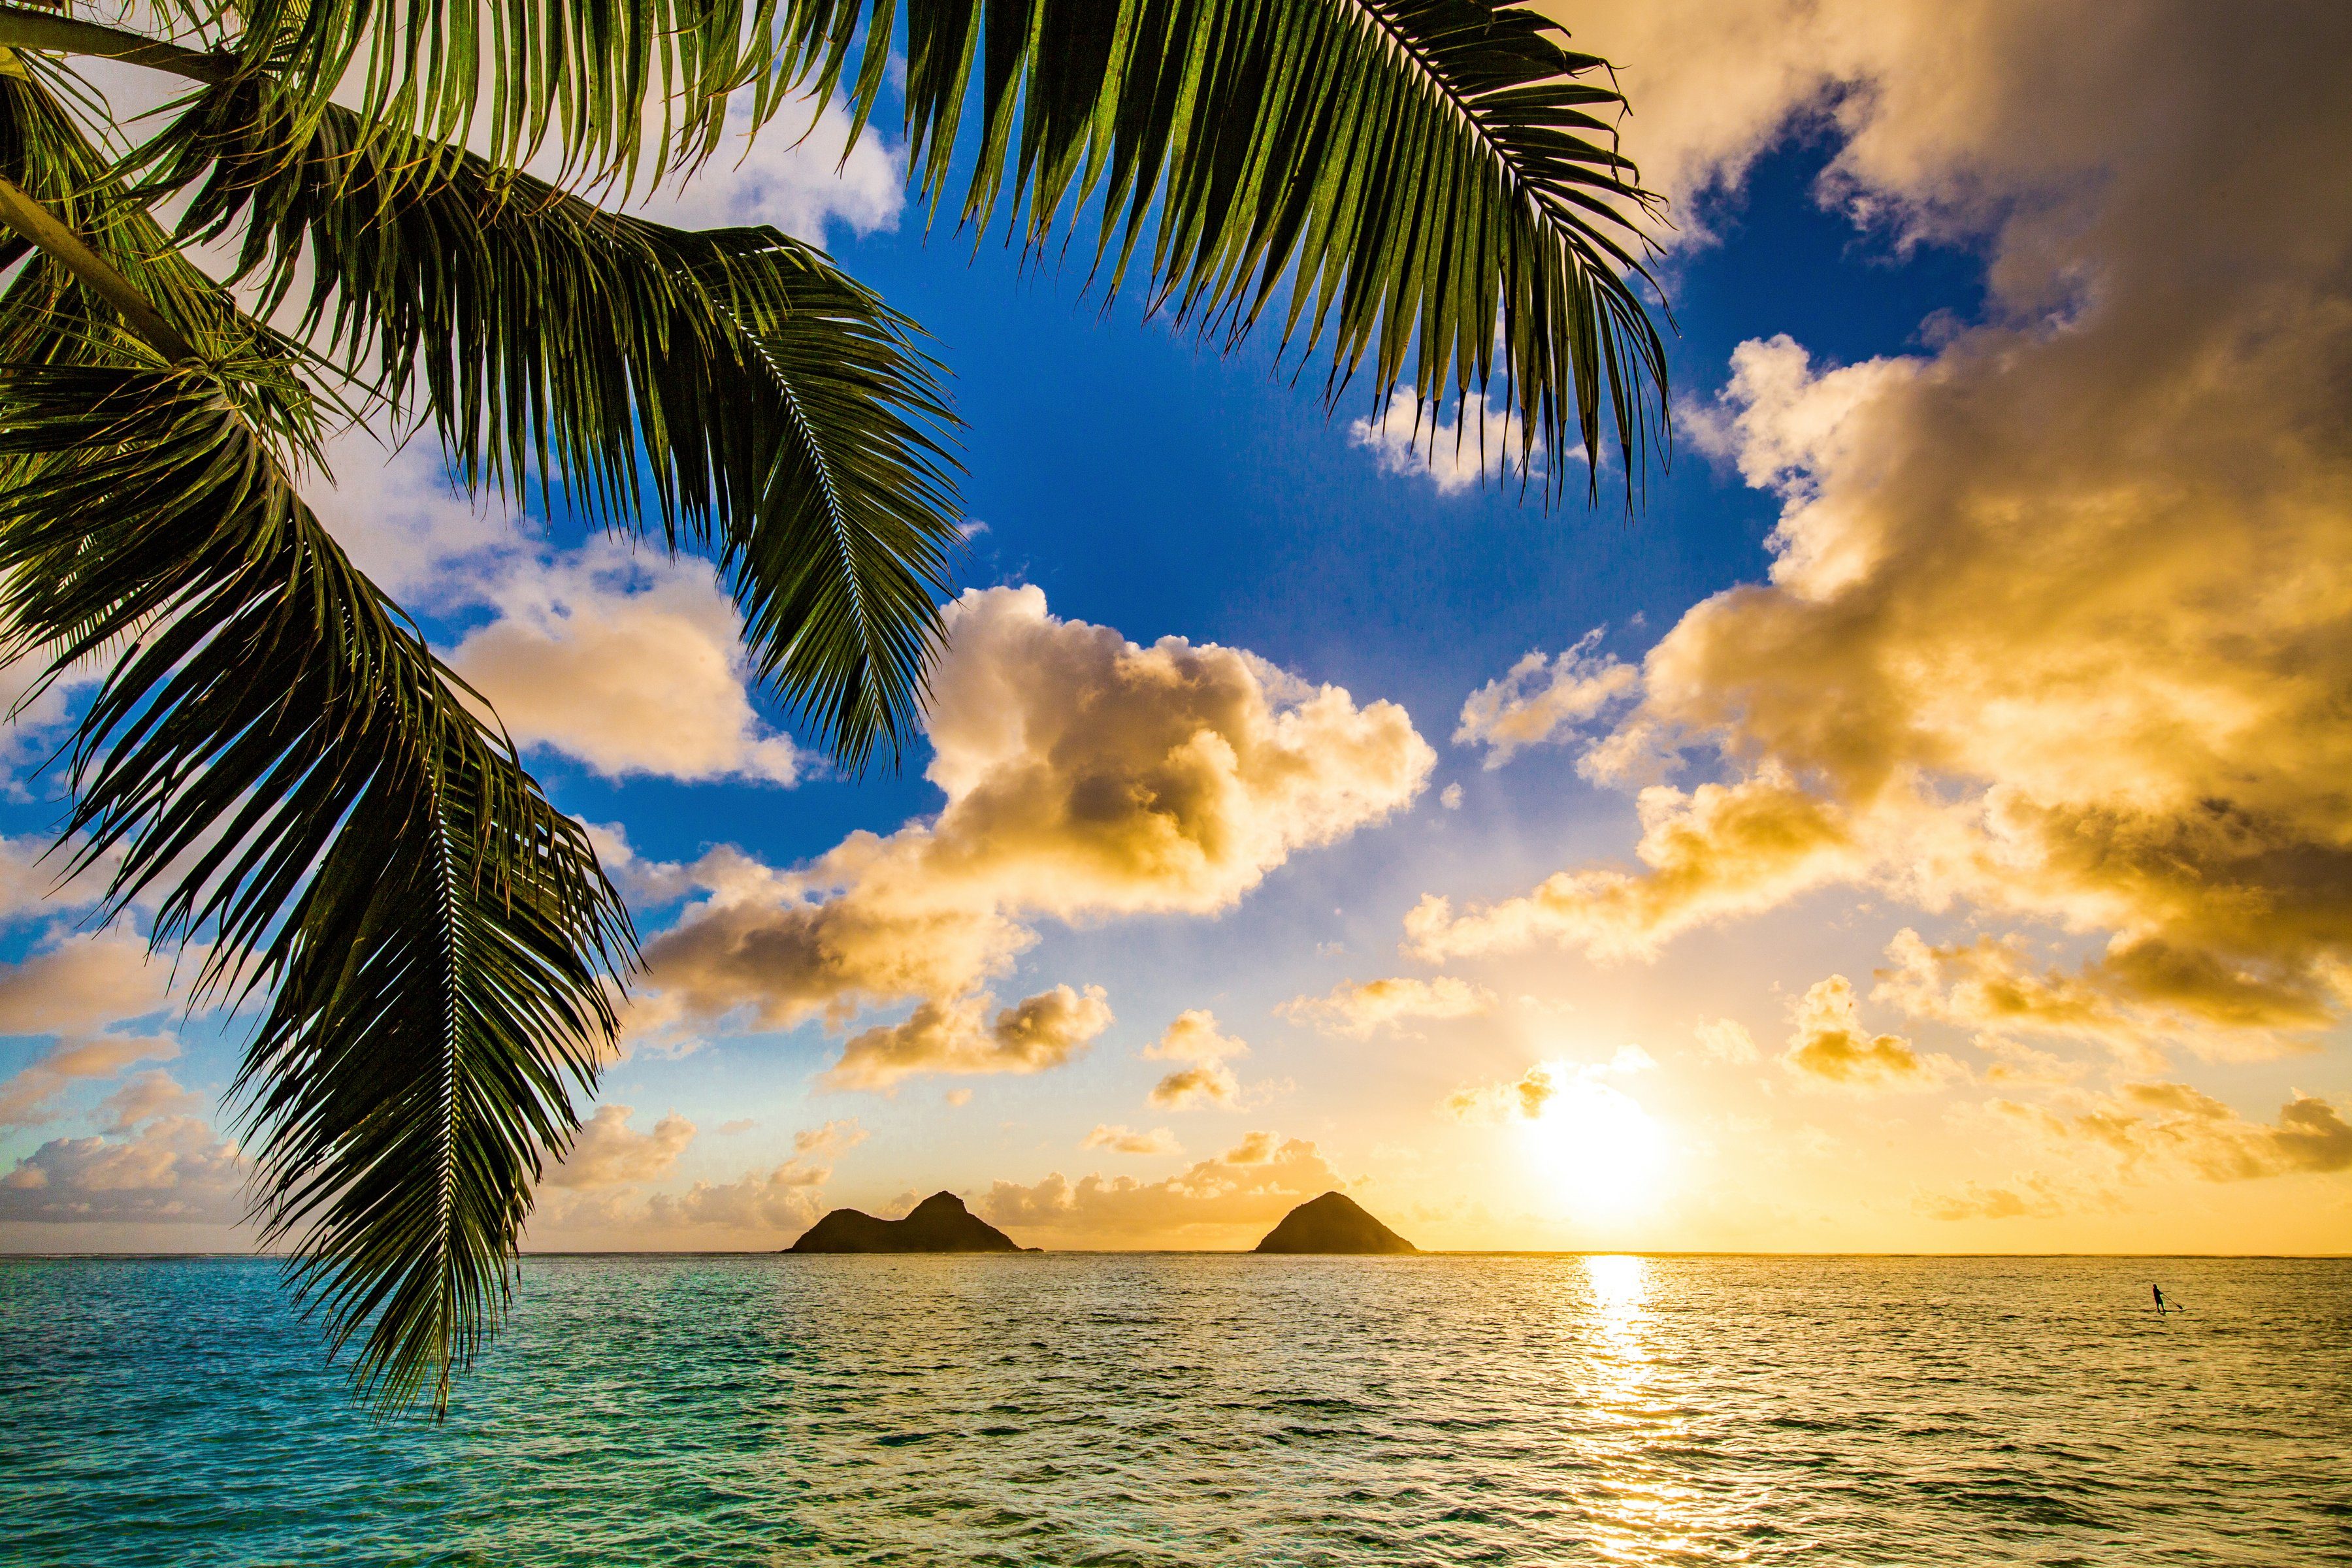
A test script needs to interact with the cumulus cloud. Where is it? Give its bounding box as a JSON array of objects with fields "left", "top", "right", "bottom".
[
  {"left": 627, "top": 94, "right": 902, "bottom": 242},
  {"left": 827, "top": 984, "right": 1113, "bottom": 1090},
  {"left": 447, "top": 546, "right": 802, "bottom": 786},
  {"left": 546, "top": 1105, "right": 697, "bottom": 1188},
  {"left": 975, "top": 1130, "right": 1348, "bottom": 1247},
  {"left": 1996, "top": 1084, "right": 2352, "bottom": 1183},
  {"left": 1781, "top": 975, "right": 1961, "bottom": 1091},
  {"left": 1407, "top": 768, "right": 1867, "bottom": 962},
  {"left": 1083, "top": 1124, "right": 1182, "bottom": 1156},
  {"left": 1407, "top": 1, "right": 2352, "bottom": 1066},
  {"left": 555, "top": 1119, "right": 872, "bottom": 1241},
  {"left": 0, "top": 929, "right": 201, "bottom": 1131},
  {"left": 1348, "top": 384, "right": 1533, "bottom": 494},
  {"left": 307, "top": 425, "right": 531, "bottom": 600},
  {"left": 0, "top": 1116, "right": 246, "bottom": 1223},
  {"left": 1143, "top": 1009, "right": 1249, "bottom": 1109},
  {"left": 637, "top": 586, "right": 1431, "bottom": 1054},
  {"left": 1454, "top": 630, "right": 1640, "bottom": 768},
  {"left": 1279, "top": 975, "right": 1495, "bottom": 1037}
]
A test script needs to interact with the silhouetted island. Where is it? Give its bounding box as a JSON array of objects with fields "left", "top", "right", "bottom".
[
  {"left": 1254, "top": 1192, "right": 1418, "bottom": 1254},
  {"left": 786, "top": 1191, "right": 1028, "bottom": 1252}
]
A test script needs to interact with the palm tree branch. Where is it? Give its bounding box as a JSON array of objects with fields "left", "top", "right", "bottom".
[
  {"left": 0, "top": 363, "right": 634, "bottom": 1415},
  {"left": 148, "top": 78, "right": 964, "bottom": 766}
]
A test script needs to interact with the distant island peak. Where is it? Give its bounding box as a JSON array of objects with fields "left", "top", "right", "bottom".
[
  {"left": 1254, "top": 1191, "right": 1418, "bottom": 1254},
  {"left": 787, "top": 1190, "right": 1030, "bottom": 1252}
]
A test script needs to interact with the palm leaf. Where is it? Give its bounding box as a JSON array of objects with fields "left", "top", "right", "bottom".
[
  {"left": 0, "top": 363, "right": 634, "bottom": 1414},
  {"left": 784, "top": 0, "right": 1670, "bottom": 493},
  {"left": 152, "top": 80, "right": 964, "bottom": 768}
]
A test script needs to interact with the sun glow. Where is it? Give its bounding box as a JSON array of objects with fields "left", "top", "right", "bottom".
[{"left": 1522, "top": 1074, "right": 1667, "bottom": 1215}]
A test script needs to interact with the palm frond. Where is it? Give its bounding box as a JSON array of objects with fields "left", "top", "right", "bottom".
[
  {"left": 219, "top": 0, "right": 794, "bottom": 194},
  {"left": 154, "top": 80, "right": 964, "bottom": 768},
  {"left": 785, "top": 0, "right": 1670, "bottom": 495},
  {"left": 0, "top": 363, "right": 634, "bottom": 1414}
]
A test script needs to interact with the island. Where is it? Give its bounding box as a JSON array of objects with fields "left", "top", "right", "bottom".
[
  {"left": 785, "top": 1191, "right": 1028, "bottom": 1252},
  {"left": 1253, "top": 1191, "right": 1418, "bottom": 1254}
]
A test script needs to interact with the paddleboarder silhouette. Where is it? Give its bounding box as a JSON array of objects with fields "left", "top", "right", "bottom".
[{"left": 2151, "top": 1283, "right": 2183, "bottom": 1315}]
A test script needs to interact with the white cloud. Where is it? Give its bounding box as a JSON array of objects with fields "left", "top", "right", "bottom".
[
  {"left": 628, "top": 95, "right": 903, "bottom": 242},
  {"left": 1454, "top": 630, "right": 1640, "bottom": 768},
  {"left": 1348, "top": 384, "right": 1531, "bottom": 494},
  {"left": 1143, "top": 1009, "right": 1247, "bottom": 1109}
]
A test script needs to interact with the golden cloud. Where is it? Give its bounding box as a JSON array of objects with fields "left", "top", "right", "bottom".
[
  {"left": 1082, "top": 1124, "right": 1182, "bottom": 1156},
  {"left": 449, "top": 546, "right": 802, "bottom": 785},
  {"left": 1420, "top": 1, "right": 2352, "bottom": 1066},
  {"left": 1279, "top": 976, "right": 1495, "bottom": 1037},
  {"left": 546, "top": 1105, "right": 696, "bottom": 1188},
  {"left": 826, "top": 984, "right": 1113, "bottom": 1090},
  {"left": 1996, "top": 1085, "right": 2352, "bottom": 1183},
  {"left": 1782, "top": 976, "right": 1961, "bottom": 1091},
  {"left": 636, "top": 587, "right": 1433, "bottom": 1073}
]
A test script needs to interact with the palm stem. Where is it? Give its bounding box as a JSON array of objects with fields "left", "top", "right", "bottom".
[
  {"left": 0, "top": 5, "right": 231, "bottom": 82},
  {"left": 0, "top": 174, "right": 198, "bottom": 360}
]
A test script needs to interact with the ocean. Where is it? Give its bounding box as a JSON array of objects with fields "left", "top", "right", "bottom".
[{"left": 3, "top": 1254, "right": 2345, "bottom": 1565}]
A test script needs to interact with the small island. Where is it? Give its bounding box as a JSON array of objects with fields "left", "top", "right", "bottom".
[
  {"left": 1253, "top": 1192, "right": 1418, "bottom": 1254},
  {"left": 785, "top": 1191, "right": 1028, "bottom": 1253}
]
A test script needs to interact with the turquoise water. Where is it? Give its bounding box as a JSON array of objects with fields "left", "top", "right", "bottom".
[{"left": 3, "top": 1254, "right": 2346, "bottom": 1565}]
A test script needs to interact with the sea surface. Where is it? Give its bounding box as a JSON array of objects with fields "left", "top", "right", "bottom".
[{"left": 3, "top": 1254, "right": 2346, "bottom": 1566}]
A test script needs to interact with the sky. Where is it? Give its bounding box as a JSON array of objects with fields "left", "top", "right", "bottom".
[{"left": 4, "top": 0, "right": 2349, "bottom": 1256}]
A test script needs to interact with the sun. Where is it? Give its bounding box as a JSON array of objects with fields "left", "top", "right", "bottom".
[{"left": 1520, "top": 1073, "right": 1668, "bottom": 1215}]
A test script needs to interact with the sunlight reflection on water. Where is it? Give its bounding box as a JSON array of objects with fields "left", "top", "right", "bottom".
[{"left": 6, "top": 1253, "right": 2349, "bottom": 1565}]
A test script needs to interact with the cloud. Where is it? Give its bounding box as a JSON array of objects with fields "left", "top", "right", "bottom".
[
  {"left": 1782, "top": 975, "right": 1961, "bottom": 1091},
  {"left": 627, "top": 93, "right": 902, "bottom": 242},
  {"left": 95, "top": 1071, "right": 204, "bottom": 1132},
  {"left": 1444, "top": 1064, "right": 1560, "bottom": 1122},
  {"left": 0, "top": 1034, "right": 180, "bottom": 1131},
  {"left": 1348, "top": 384, "right": 1532, "bottom": 494},
  {"left": 0, "top": 1116, "right": 247, "bottom": 1223},
  {"left": 1405, "top": 1, "right": 2352, "bottom": 1064},
  {"left": 1914, "top": 1172, "right": 2073, "bottom": 1222},
  {"left": 306, "top": 425, "right": 531, "bottom": 601},
  {"left": 446, "top": 545, "right": 802, "bottom": 785},
  {"left": 1144, "top": 1009, "right": 1248, "bottom": 1064},
  {"left": 1279, "top": 976, "right": 1495, "bottom": 1037},
  {"left": 1454, "top": 630, "right": 1640, "bottom": 768},
  {"left": 545, "top": 1119, "right": 872, "bottom": 1242},
  {"left": 638, "top": 586, "right": 1432, "bottom": 1049},
  {"left": 546, "top": 1105, "right": 697, "bottom": 1188},
  {"left": 1143, "top": 1009, "right": 1247, "bottom": 1109},
  {"left": 0, "top": 928, "right": 186, "bottom": 1039},
  {"left": 1147, "top": 1063, "right": 1240, "bottom": 1111},
  {"left": 1996, "top": 1084, "right": 2352, "bottom": 1183},
  {"left": 1083, "top": 1124, "right": 1182, "bottom": 1156},
  {"left": 1693, "top": 1017, "right": 1759, "bottom": 1065},
  {"left": 1440, "top": 783, "right": 1463, "bottom": 810},
  {"left": 1406, "top": 768, "right": 1866, "bottom": 962},
  {"left": 975, "top": 1131, "right": 1348, "bottom": 1247},
  {"left": 826, "top": 984, "right": 1113, "bottom": 1090}
]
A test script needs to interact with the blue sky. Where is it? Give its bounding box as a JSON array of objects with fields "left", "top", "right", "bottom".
[{"left": 5, "top": 1, "right": 2349, "bottom": 1256}]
